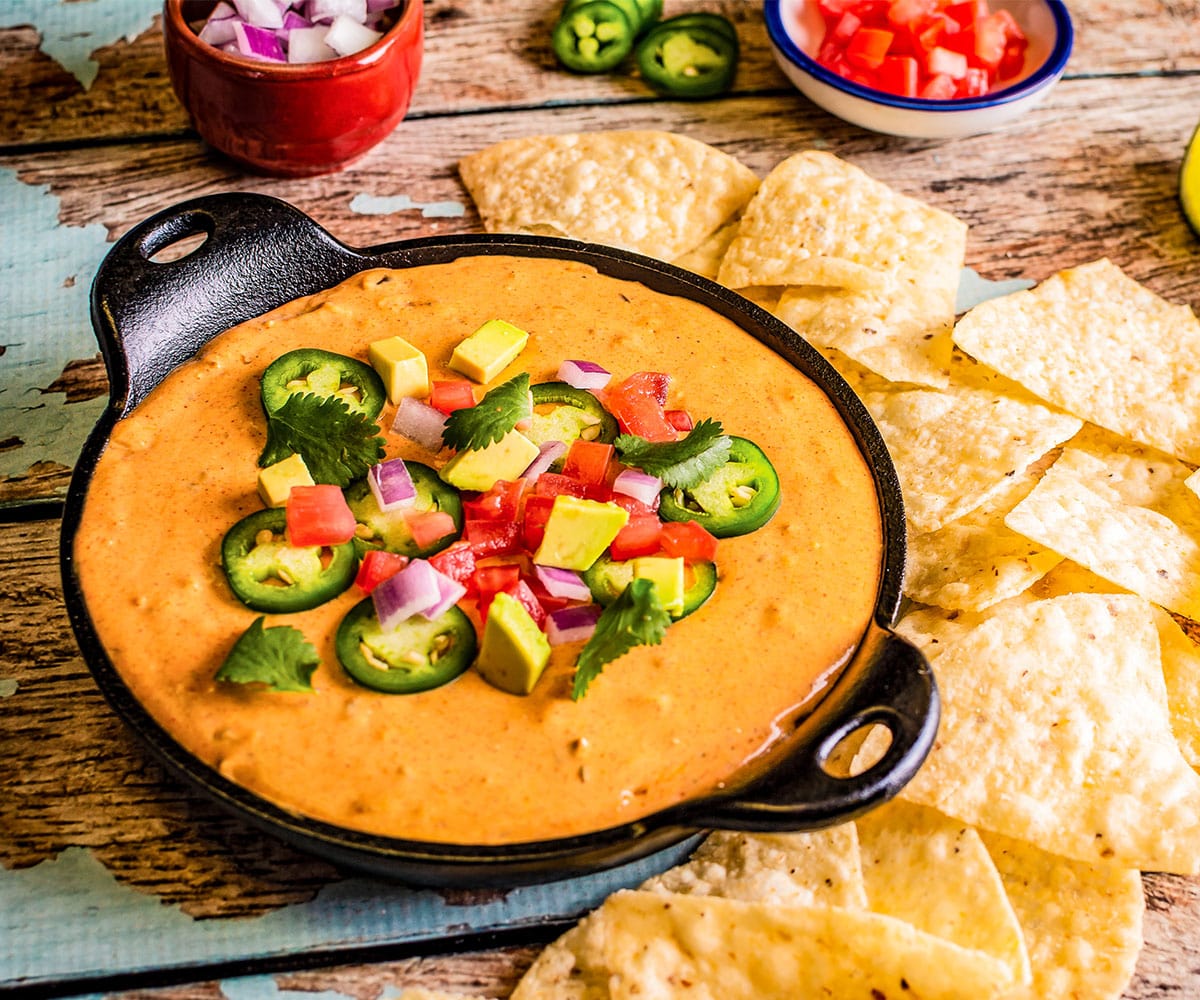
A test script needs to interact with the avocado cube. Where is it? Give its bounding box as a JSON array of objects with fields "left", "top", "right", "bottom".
[
  {"left": 448, "top": 319, "right": 529, "bottom": 383},
  {"left": 368, "top": 335, "right": 429, "bottom": 403},
  {"left": 257, "top": 452, "right": 314, "bottom": 508},
  {"left": 476, "top": 591, "right": 552, "bottom": 695},
  {"left": 535, "top": 496, "right": 629, "bottom": 571},
  {"left": 439, "top": 429, "right": 540, "bottom": 492},
  {"left": 632, "top": 556, "right": 686, "bottom": 616}
]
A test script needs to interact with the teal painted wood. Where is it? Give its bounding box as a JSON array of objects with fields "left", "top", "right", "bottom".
[{"left": 1, "top": 842, "right": 697, "bottom": 993}]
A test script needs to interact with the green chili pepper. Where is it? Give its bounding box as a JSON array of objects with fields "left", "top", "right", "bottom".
[
  {"left": 221, "top": 508, "right": 358, "bottom": 614},
  {"left": 336, "top": 598, "right": 477, "bottom": 694},
  {"left": 553, "top": 0, "right": 636, "bottom": 73},
  {"left": 582, "top": 554, "right": 717, "bottom": 619},
  {"left": 345, "top": 461, "right": 463, "bottom": 559},
  {"left": 527, "top": 381, "right": 620, "bottom": 451},
  {"left": 657, "top": 436, "right": 780, "bottom": 537},
  {"left": 261, "top": 348, "right": 386, "bottom": 421},
  {"left": 635, "top": 14, "right": 739, "bottom": 98}
]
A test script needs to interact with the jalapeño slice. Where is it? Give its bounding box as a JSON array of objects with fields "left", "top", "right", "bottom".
[
  {"left": 527, "top": 381, "right": 620, "bottom": 451},
  {"left": 635, "top": 14, "right": 739, "bottom": 98},
  {"left": 261, "top": 348, "right": 386, "bottom": 421},
  {"left": 658, "top": 436, "right": 780, "bottom": 537},
  {"left": 582, "top": 554, "right": 717, "bottom": 619},
  {"left": 345, "top": 461, "right": 463, "bottom": 558},
  {"left": 221, "top": 508, "right": 357, "bottom": 614},
  {"left": 553, "top": 0, "right": 635, "bottom": 73},
  {"left": 336, "top": 598, "right": 477, "bottom": 694}
]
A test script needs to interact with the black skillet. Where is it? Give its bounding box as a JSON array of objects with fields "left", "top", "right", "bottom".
[{"left": 60, "top": 192, "right": 938, "bottom": 887}]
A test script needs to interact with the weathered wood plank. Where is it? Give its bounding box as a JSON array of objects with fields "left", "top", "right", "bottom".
[{"left": 1, "top": 0, "right": 1198, "bottom": 149}]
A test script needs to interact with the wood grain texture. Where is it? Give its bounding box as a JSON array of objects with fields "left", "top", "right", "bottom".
[{"left": 4, "top": 1, "right": 1200, "bottom": 995}]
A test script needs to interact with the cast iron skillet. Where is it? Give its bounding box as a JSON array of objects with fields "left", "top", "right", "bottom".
[{"left": 60, "top": 192, "right": 938, "bottom": 887}]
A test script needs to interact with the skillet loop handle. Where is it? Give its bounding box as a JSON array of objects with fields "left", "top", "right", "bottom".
[
  {"left": 693, "top": 624, "right": 939, "bottom": 831},
  {"left": 91, "top": 192, "right": 368, "bottom": 414}
]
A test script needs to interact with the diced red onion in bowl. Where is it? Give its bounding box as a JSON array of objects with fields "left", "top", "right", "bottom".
[
  {"left": 393, "top": 397, "right": 446, "bottom": 452},
  {"left": 521, "top": 440, "right": 567, "bottom": 480},
  {"left": 557, "top": 360, "right": 611, "bottom": 391},
  {"left": 546, "top": 605, "right": 601, "bottom": 645},
  {"left": 533, "top": 565, "right": 592, "bottom": 602},
  {"left": 196, "top": 0, "right": 400, "bottom": 62},
  {"left": 612, "top": 469, "right": 663, "bottom": 508},
  {"left": 367, "top": 458, "right": 417, "bottom": 512}
]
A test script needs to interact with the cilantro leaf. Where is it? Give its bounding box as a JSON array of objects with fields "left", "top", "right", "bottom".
[
  {"left": 615, "top": 418, "right": 731, "bottom": 490},
  {"left": 572, "top": 578, "right": 672, "bottom": 701},
  {"left": 215, "top": 616, "right": 320, "bottom": 693},
  {"left": 259, "top": 392, "right": 384, "bottom": 487},
  {"left": 441, "top": 373, "right": 532, "bottom": 452}
]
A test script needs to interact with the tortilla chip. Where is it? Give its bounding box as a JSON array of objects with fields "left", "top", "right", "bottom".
[
  {"left": 515, "top": 890, "right": 1020, "bottom": 1000},
  {"left": 884, "top": 592, "right": 1200, "bottom": 873},
  {"left": 672, "top": 218, "right": 741, "bottom": 280},
  {"left": 458, "top": 131, "right": 760, "bottom": 261},
  {"left": 1153, "top": 607, "right": 1200, "bottom": 769},
  {"left": 904, "top": 462, "right": 1064, "bottom": 611},
  {"left": 981, "top": 830, "right": 1144, "bottom": 1000},
  {"left": 953, "top": 258, "right": 1200, "bottom": 464},
  {"left": 774, "top": 281, "right": 954, "bottom": 387},
  {"left": 1004, "top": 427, "right": 1200, "bottom": 620},
  {"left": 717, "top": 150, "right": 965, "bottom": 294},
  {"left": 856, "top": 800, "right": 1031, "bottom": 988},
  {"left": 850, "top": 365, "right": 1081, "bottom": 533},
  {"left": 641, "top": 827, "right": 867, "bottom": 908}
]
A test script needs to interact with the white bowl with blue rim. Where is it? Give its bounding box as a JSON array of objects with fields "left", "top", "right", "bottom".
[{"left": 762, "top": 0, "right": 1073, "bottom": 139}]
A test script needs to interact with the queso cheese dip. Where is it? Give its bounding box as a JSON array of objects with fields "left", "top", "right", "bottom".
[{"left": 74, "top": 255, "right": 883, "bottom": 845}]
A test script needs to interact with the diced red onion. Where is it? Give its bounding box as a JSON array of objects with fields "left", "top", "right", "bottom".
[
  {"left": 558, "top": 360, "right": 611, "bottom": 391},
  {"left": 365, "top": 0, "right": 395, "bottom": 10},
  {"left": 324, "top": 13, "right": 382, "bottom": 54},
  {"left": 198, "top": 8, "right": 239, "bottom": 46},
  {"left": 287, "top": 24, "right": 337, "bottom": 62},
  {"left": 233, "top": 19, "right": 286, "bottom": 59},
  {"left": 393, "top": 397, "right": 446, "bottom": 453},
  {"left": 534, "top": 565, "right": 591, "bottom": 602},
  {"left": 546, "top": 605, "right": 601, "bottom": 645},
  {"left": 367, "top": 458, "right": 417, "bottom": 512},
  {"left": 612, "top": 469, "right": 663, "bottom": 507},
  {"left": 521, "top": 440, "right": 567, "bottom": 480},
  {"left": 233, "top": 0, "right": 285, "bottom": 29},
  {"left": 278, "top": 9, "right": 311, "bottom": 34},
  {"left": 423, "top": 566, "right": 468, "bottom": 620},
  {"left": 373, "top": 559, "right": 441, "bottom": 631},
  {"left": 306, "top": 0, "right": 367, "bottom": 22}
]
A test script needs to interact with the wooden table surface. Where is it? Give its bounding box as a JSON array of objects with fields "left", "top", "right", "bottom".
[{"left": 3, "top": 1, "right": 1200, "bottom": 997}]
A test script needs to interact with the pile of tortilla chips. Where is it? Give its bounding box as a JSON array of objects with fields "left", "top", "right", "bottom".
[{"left": 454, "top": 130, "right": 1200, "bottom": 998}]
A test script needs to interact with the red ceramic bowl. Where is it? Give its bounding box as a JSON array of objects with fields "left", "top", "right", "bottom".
[{"left": 163, "top": 0, "right": 424, "bottom": 177}]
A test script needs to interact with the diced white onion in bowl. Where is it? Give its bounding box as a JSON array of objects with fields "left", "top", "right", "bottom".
[{"left": 324, "top": 13, "right": 383, "bottom": 55}]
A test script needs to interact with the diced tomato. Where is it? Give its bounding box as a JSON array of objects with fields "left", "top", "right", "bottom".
[
  {"left": 286, "top": 484, "right": 357, "bottom": 546},
  {"left": 817, "top": 0, "right": 860, "bottom": 20},
  {"left": 562, "top": 440, "right": 615, "bottom": 488},
  {"left": 828, "top": 10, "right": 862, "bottom": 44},
  {"left": 846, "top": 27, "right": 893, "bottom": 70},
  {"left": 428, "top": 541, "right": 477, "bottom": 586},
  {"left": 402, "top": 509, "right": 458, "bottom": 549},
  {"left": 878, "top": 54, "right": 919, "bottom": 96},
  {"left": 945, "top": 0, "right": 988, "bottom": 30},
  {"left": 474, "top": 563, "right": 521, "bottom": 618},
  {"left": 462, "top": 478, "right": 527, "bottom": 522},
  {"left": 998, "top": 38, "right": 1027, "bottom": 81},
  {"left": 521, "top": 494, "right": 556, "bottom": 551},
  {"left": 525, "top": 575, "right": 573, "bottom": 614},
  {"left": 957, "top": 65, "right": 990, "bottom": 97},
  {"left": 919, "top": 72, "right": 958, "bottom": 99},
  {"left": 464, "top": 519, "right": 522, "bottom": 556},
  {"left": 885, "top": 0, "right": 935, "bottom": 30},
  {"left": 604, "top": 373, "right": 677, "bottom": 442},
  {"left": 924, "top": 45, "right": 968, "bottom": 79},
  {"left": 354, "top": 548, "right": 409, "bottom": 593},
  {"left": 512, "top": 578, "right": 547, "bottom": 626},
  {"left": 610, "top": 492, "right": 659, "bottom": 516},
  {"left": 972, "top": 11, "right": 1008, "bottom": 71},
  {"left": 609, "top": 513, "right": 662, "bottom": 561},
  {"left": 429, "top": 379, "right": 476, "bottom": 414},
  {"left": 534, "top": 472, "right": 590, "bottom": 500},
  {"left": 664, "top": 409, "right": 694, "bottom": 433},
  {"left": 660, "top": 521, "right": 719, "bottom": 563}
]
